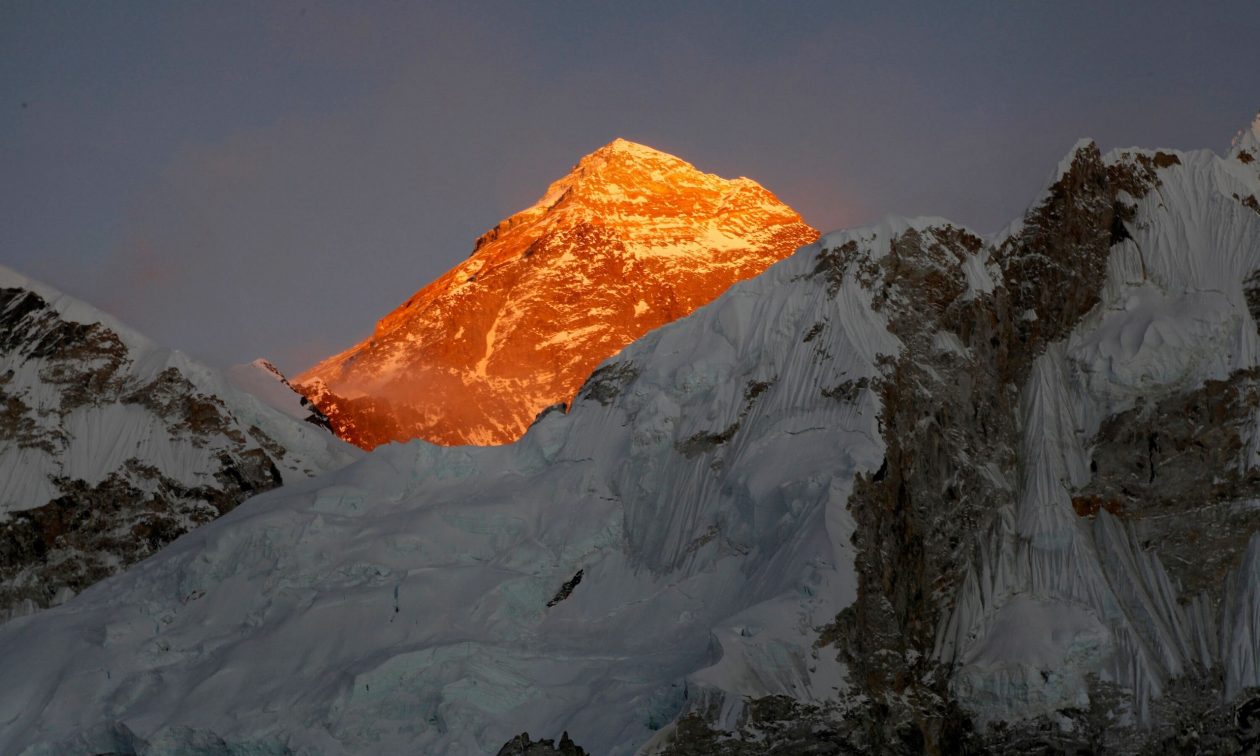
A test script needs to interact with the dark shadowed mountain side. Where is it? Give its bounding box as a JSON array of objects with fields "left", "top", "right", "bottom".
[
  {"left": 0, "top": 267, "right": 359, "bottom": 622},
  {"left": 1, "top": 115, "right": 1259, "bottom": 754},
  {"left": 296, "top": 139, "right": 818, "bottom": 449}
]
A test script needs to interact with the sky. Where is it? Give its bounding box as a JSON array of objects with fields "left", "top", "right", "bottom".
[{"left": 3, "top": 2, "right": 1259, "bottom": 372}]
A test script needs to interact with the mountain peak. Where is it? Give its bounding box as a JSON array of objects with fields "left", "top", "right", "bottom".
[
  {"left": 295, "top": 142, "right": 817, "bottom": 448},
  {"left": 571, "top": 137, "right": 712, "bottom": 176},
  {"left": 534, "top": 138, "right": 716, "bottom": 208},
  {"left": 592, "top": 137, "right": 673, "bottom": 159},
  {"left": 519, "top": 138, "right": 778, "bottom": 229},
  {"left": 1231, "top": 110, "right": 1260, "bottom": 164}
]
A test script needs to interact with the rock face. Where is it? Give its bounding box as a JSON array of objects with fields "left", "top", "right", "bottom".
[
  {"left": 0, "top": 266, "right": 358, "bottom": 622},
  {"left": 497, "top": 731, "right": 588, "bottom": 756},
  {"left": 295, "top": 139, "right": 818, "bottom": 448},
  {"left": 2, "top": 118, "right": 1260, "bottom": 755}
]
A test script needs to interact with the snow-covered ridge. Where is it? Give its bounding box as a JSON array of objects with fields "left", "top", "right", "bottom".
[
  {"left": 1232, "top": 110, "right": 1260, "bottom": 160},
  {"left": 0, "top": 267, "right": 359, "bottom": 620},
  {"left": 0, "top": 264, "right": 157, "bottom": 354},
  {"left": 0, "top": 228, "right": 893, "bottom": 754},
  {"left": 225, "top": 358, "right": 335, "bottom": 431}
]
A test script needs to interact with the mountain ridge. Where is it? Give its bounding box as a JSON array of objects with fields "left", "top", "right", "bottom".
[
  {"left": 0, "top": 265, "right": 359, "bottom": 622},
  {"left": 3, "top": 115, "right": 1260, "bottom": 753}
]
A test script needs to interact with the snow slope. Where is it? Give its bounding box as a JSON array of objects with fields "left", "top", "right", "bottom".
[{"left": 0, "top": 227, "right": 896, "bottom": 754}]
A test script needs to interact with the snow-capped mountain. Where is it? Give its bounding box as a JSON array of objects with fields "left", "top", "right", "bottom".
[
  {"left": 0, "top": 266, "right": 359, "bottom": 623},
  {"left": 295, "top": 138, "right": 818, "bottom": 449},
  {"left": 3, "top": 116, "right": 1260, "bottom": 754}
]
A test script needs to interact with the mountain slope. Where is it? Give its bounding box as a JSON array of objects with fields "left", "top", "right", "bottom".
[
  {"left": 3, "top": 118, "right": 1260, "bottom": 754},
  {"left": 296, "top": 139, "right": 818, "bottom": 449},
  {"left": 0, "top": 266, "right": 359, "bottom": 621}
]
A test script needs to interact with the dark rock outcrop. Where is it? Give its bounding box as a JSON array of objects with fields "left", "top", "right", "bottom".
[{"left": 497, "top": 731, "right": 588, "bottom": 756}]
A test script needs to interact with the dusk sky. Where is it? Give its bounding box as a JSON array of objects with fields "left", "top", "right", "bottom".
[{"left": 3, "top": 1, "right": 1259, "bottom": 372}]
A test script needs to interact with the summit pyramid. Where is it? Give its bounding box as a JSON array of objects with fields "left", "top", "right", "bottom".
[{"left": 296, "top": 140, "right": 818, "bottom": 448}]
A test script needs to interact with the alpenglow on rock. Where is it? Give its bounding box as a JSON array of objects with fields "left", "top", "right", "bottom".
[
  {"left": 0, "top": 266, "right": 358, "bottom": 623},
  {"left": 295, "top": 138, "right": 818, "bottom": 449},
  {"left": 3, "top": 115, "right": 1260, "bottom": 755}
]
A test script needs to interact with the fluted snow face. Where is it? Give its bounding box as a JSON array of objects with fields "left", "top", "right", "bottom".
[
  {"left": 946, "top": 142, "right": 1260, "bottom": 725},
  {"left": 295, "top": 139, "right": 818, "bottom": 449}
]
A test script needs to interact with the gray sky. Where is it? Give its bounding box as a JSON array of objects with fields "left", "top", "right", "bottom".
[{"left": 3, "top": 1, "right": 1259, "bottom": 372}]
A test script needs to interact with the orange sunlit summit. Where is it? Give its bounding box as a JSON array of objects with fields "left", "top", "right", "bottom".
[{"left": 295, "top": 140, "right": 818, "bottom": 449}]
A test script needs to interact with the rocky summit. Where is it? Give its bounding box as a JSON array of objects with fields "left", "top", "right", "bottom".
[{"left": 295, "top": 139, "right": 817, "bottom": 449}]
